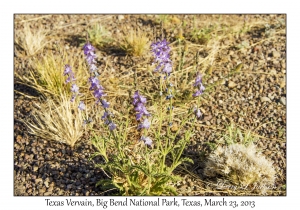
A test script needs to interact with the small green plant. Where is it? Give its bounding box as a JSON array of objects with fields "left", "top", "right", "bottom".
[
  {"left": 119, "top": 28, "right": 150, "bottom": 57},
  {"left": 190, "top": 25, "right": 215, "bottom": 45},
  {"left": 218, "top": 123, "right": 258, "bottom": 146},
  {"left": 88, "top": 24, "right": 112, "bottom": 48},
  {"left": 91, "top": 110, "right": 194, "bottom": 195},
  {"left": 83, "top": 40, "right": 205, "bottom": 195},
  {"left": 264, "top": 24, "right": 276, "bottom": 37},
  {"left": 236, "top": 40, "right": 250, "bottom": 52}
]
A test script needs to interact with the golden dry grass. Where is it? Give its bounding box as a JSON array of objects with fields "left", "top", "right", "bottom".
[
  {"left": 16, "top": 45, "right": 90, "bottom": 98},
  {"left": 24, "top": 94, "right": 86, "bottom": 148},
  {"left": 15, "top": 23, "right": 49, "bottom": 56},
  {"left": 120, "top": 28, "right": 150, "bottom": 56}
]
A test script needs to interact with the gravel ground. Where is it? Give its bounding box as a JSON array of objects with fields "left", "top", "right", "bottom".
[{"left": 14, "top": 14, "right": 286, "bottom": 196}]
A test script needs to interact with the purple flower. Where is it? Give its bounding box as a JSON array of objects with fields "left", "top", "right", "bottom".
[
  {"left": 64, "top": 65, "right": 72, "bottom": 75},
  {"left": 86, "top": 52, "right": 97, "bottom": 65},
  {"left": 138, "top": 118, "right": 151, "bottom": 129},
  {"left": 102, "top": 111, "right": 109, "bottom": 120},
  {"left": 166, "top": 94, "right": 173, "bottom": 100},
  {"left": 193, "top": 73, "right": 205, "bottom": 97},
  {"left": 108, "top": 122, "right": 116, "bottom": 131},
  {"left": 70, "top": 95, "right": 76, "bottom": 102},
  {"left": 83, "top": 43, "right": 116, "bottom": 131},
  {"left": 151, "top": 39, "right": 172, "bottom": 74},
  {"left": 194, "top": 108, "right": 202, "bottom": 119},
  {"left": 134, "top": 103, "right": 150, "bottom": 120},
  {"left": 101, "top": 99, "right": 110, "bottom": 108},
  {"left": 193, "top": 87, "right": 205, "bottom": 97},
  {"left": 133, "top": 90, "right": 147, "bottom": 106},
  {"left": 140, "top": 136, "right": 153, "bottom": 146},
  {"left": 71, "top": 84, "right": 79, "bottom": 93},
  {"left": 89, "top": 64, "right": 98, "bottom": 72},
  {"left": 162, "top": 62, "right": 172, "bottom": 74},
  {"left": 83, "top": 43, "right": 97, "bottom": 70},
  {"left": 93, "top": 88, "right": 106, "bottom": 99},
  {"left": 193, "top": 74, "right": 203, "bottom": 87},
  {"left": 83, "top": 43, "right": 95, "bottom": 56},
  {"left": 64, "top": 65, "right": 76, "bottom": 84},
  {"left": 89, "top": 77, "right": 100, "bottom": 90},
  {"left": 78, "top": 101, "right": 85, "bottom": 111}
]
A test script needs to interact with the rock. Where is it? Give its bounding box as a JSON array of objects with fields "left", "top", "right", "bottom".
[
  {"left": 117, "top": 15, "right": 124, "bottom": 21},
  {"left": 228, "top": 81, "right": 237, "bottom": 88},
  {"left": 281, "top": 60, "right": 286, "bottom": 69},
  {"left": 270, "top": 69, "right": 277, "bottom": 74},
  {"left": 272, "top": 50, "right": 281, "bottom": 58},
  {"left": 47, "top": 186, "right": 54, "bottom": 192},
  {"left": 76, "top": 172, "right": 82, "bottom": 179},
  {"left": 44, "top": 180, "right": 49, "bottom": 188},
  {"left": 35, "top": 178, "right": 43, "bottom": 184},
  {"left": 171, "top": 123, "right": 179, "bottom": 132},
  {"left": 260, "top": 97, "right": 271, "bottom": 103},
  {"left": 279, "top": 97, "right": 286, "bottom": 105},
  {"left": 280, "top": 79, "right": 286, "bottom": 88},
  {"left": 268, "top": 93, "right": 275, "bottom": 100},
  {"left": 203, "top": 115, "right": 212, "bottom": 122},
  {"left": 67, "top": 184, "right": 73, "bottom": 190},
  {"left": 38, "top": 188, "right": 46, "bottom": 195}
]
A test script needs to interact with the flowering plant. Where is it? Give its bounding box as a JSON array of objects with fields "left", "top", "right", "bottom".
[{"left": 83, "top": 40, "right": 205, "bottom": 195}]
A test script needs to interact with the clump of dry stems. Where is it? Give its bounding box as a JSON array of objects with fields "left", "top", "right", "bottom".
[
  {"left": 204, "top": 143, "right": 276, "bottom": 194},
  {"left": 120, "top": 28, "right": 150, "bottom": 56},
  {"left": 25, "top": 94, "right": 85, "bottom": 148},
  {"left": 15, "top": 23, "right": 49, "bottom": 56}
]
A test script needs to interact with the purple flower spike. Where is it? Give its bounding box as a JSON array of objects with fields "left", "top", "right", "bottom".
[
  {"left": 89, "top": 77, "right": 100, "bottom": 90},
  {"left": 162, "top": 62, "right": 172, "bottom": 74},
  {"left": 138, "top": 118, "right": 151, "bottom": 129},
  {"left": 83, "top": 43, "right": 95, "bottom": 56},
  {"left": 64, "top": 65, "right": 72, "bottom": 75},
  {"left": 194, "top": 74, "right": 203, "bottom": 87},
  {"left": 193, "top": 73, "right": 205, "bottom": 97},
  {"left": 70, "top": 95, "right": 76, "bottom": 102},
  {"left": 93, "top": 88, "right": 106, "bottom": 99},
  {"left": 136, "top": 112, "right": 143, "bottom": 121},
  {"left": 71, "top": 84, "right": 79, "bottom": 93},
  {"left": 83, "top": 43, "right": 97, "bottom": 71},
  {"left": 78, "top": 101, "right": 85, "bottom": 111},
  {"left": 194, "top": 108, "right": 202, "bottom": 119},
  {"left": 102, "top": 111, "right": 109, "bottom": 120},
  {"left": 133, "top": 91, "right": 146, "bottom": 105},
  {"left": 101, "top": 99, "right": 110, "bottom": 108},
  {"left": 151, "top": 39, "right": 172, "bottom": 75},
  {"left": 89, "top": 64, "right": 98, "bottom": 72},
  {"left": 140, "top": 136, "right": 153, "bottom": 146},
  {"left": 108, "top": 122, "right": 117, "bottom": 131}
]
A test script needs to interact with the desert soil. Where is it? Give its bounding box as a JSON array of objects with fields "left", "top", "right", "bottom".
[{"left": 14, "top": 14, "right": 286, "bottom": 196}]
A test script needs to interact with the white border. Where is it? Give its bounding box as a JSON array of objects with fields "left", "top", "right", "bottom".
[{"left": 2, "top": 0, "right": 297, "bottom": 209}]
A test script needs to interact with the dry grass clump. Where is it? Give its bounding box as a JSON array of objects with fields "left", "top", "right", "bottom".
[
  {"left": 16, "top": 45, "right": 90, "bottom": 98},
  {"left": 15, "top": 23, "right": 49, "bottom": 56},
  {"left": 120, "top": 28, "right": 150, "bottom": 57},
  {"left": 204, "top": 143, "right": 276, "bottom": 194},
  {"left": 25, "top": 94, "right": 85, "bottom": 148}
]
